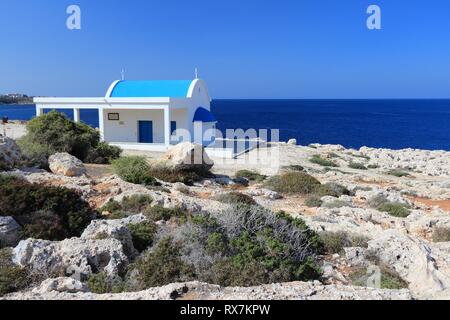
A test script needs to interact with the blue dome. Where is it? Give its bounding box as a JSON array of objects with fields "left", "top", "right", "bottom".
[
  {"left": 193, "top": 107, "right": 217, "bottom": 123},
  {"left": 109, "top": 80, "right": 193, "bottom": 98}
]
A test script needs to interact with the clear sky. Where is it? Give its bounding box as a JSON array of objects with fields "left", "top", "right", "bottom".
[{"left": 1, "top": 0, "right": 450, "bottom": 98}]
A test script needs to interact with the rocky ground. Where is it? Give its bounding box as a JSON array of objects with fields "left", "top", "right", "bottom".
[{"left": 1, "top": 139, "right": 450, "bottom": 300}]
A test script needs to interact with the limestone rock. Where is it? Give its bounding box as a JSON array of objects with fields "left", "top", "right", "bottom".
[
  {"left": 0, "top": 216, "right": 21, "bottom": 247},
  {"left": 287, "top": 139, "right": 297, "bottom": 146},
  {"left": 12, "top": 238, "right": 128, "bottom": 278},
  {"left": 48, "top": 153, "right": 86, "bottom": 177},
  {"left": 160, "top": 142, "right": 213, "bottom": 171},
  {"left": 33, "top": 277, "right": 88, "bottom": 294},
  {"left": 0, "top": 136, "right": 22, "bottom": 170},
  {"left": 368, "top": 229, "right": 450, "bottom": 299},
  {"left": 2, "top": 281, "right": 412, "bottom": 300}
]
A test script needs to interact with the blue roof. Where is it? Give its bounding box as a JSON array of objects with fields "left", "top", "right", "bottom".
[
  {"left": 109, "top": 80, "right": 193, "bottom": 98},
  {"left": 193, "top": 107, "right": 217, "bottom": 123}
]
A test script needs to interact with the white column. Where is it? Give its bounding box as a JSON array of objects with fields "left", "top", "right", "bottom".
[
  {"left": 73, "top": 108, "right": 80, "bottom": 123},
  {"left": 164, "top": 106, "right": 171, "bottom": 147},
  {"left": 36, "top": 105, "right": 43, "bottom": 117},
  {"left": 98, "top": 107, "right": 105, "bottom": 142}
]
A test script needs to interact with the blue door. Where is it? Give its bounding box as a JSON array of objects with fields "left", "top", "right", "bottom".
[{"left": 138, "top": 121, "right": 153, "bottom": 143}]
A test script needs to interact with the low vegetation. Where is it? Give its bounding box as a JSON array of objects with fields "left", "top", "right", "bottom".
[
  {"left": 377, "top": 202, "right": 411, "bottom": 218},
  {"left": 111, "top": 156, "right": 157, "bottom": 186},
  {"left": 0, "top": 248, "right": 30, "bottom": 296},
  {"left": 214, "top": 192, "right": 257, "bottom": 206},
  {"left": 235, "top": 170, "right": 266, "bottom": 182},
  {"left": 315, "top": 182, "right": 352, "bottom": 197},
  {"left": 349, "top": 161, "right": 367, "bottom": 170},
  {"left": 319, "top": 231, "right": 369, "bottom": 254},
  {"left": 349, "top": 265, "right": 408, "bottom": 290},
  {"left": 17, "top": 111, "right": 121, "bottom": 166},
  {"left": 0, "top": 175, "right": 94, "bottom": 240},
  {"left": 304, "top": 196, "right": 323, "bottom": 208},
  {"left": 432, "top": 227, "right": 450, "bottom": 243},
  {"left": 386, "top": 169, "right": 410, "bottom": 178},
  {"left": 265, "top": 171, "right": 321, "bottom": 194},
  {"left": 148, "top": 165, "right": 210, "bottom": 186},
  {"left": 283, "top": 165, "right": 304, "bottom": 172},
  {"left": 128, "top": 222, "right": 158, "bottom": 252},
  {"left": 309, "top": 155, "right": 339, "bottom": 167}
]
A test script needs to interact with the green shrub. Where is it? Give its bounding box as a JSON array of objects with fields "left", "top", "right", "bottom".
[
  {"left": 121, "top": 195, "right": 153, "bottom": 213},
  {"left": 85, "top": 142, "right": 122, "bottom": 164},
  {"left": 304, "top": 196, "right": 323, "bottom": 208},
  {"left": 126, "top": 237, "right": 194, "bottom": 290},
  {"left": 377, "top": 202, "right": 410, "bottom": 218},
  {"left": 87, "top": 272, "right": 125, "bottom": 294},
  {"left": 432, "top": 227, "right": 450, "bottom": 243},
  {"left": 351, "top": 154, "right": 370, "bottom": 160},
  {"left": 321, "top": 200, "right": 352, "bottom": 209},
  {"left": 386, "top": 169, "right": 410, "bottom": 177},
  {"left": 349, "top": 266, "right": 408, "bottom": 290},
  {"left": 17, "top": 111, "right": 119, "bottom": 165},
  {"left": 266, "top": 172, "right": 321, "bottom": 194},
  {"left": 147, "top": 166, "right": 208, "bottom": 186},
  {"left": 0, "top": 176, "right": 94, "bottom": 240},
  {"left": 309, "top": 155, "right": 339, "bottom": 167},
  {"left": 214, "top": 192, "right": 257, "bottom": 206},
  {"left": 349, "top": 162, "right": 367, "bottom": 170},
  {"left": 0, "top": 248, "right": 30, "bottom": 296},
  {"left": 315, "top": 182, "right": 352, "bottom": 197},
  {"left": 144, "top": 206, "right": 188, "bottom": 222},
  {"left": 128, "top": 222, "right": 158, "bottom": 252},
  {"left": 235, "top": 170, "right": 266, "bottom": 182},
  {"left": 367, "top": 164, "right": 379, "bottom": 169},
  {"left": 111, "top": 156, "right": 157, "bottom": 185},
  {"left": 319, "top": 231, "right": 351, "bottom": 254},
  {"left": 367, "top": 194, "right": 389, "bottom": 208}
]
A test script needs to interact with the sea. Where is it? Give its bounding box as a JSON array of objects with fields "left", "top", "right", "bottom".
[{"left": 1, "top": 99, "right": 450, "bottom": 151}]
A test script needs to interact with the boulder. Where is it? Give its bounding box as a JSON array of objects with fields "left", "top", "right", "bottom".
[
  {"left": 160, "top": 142, "right": 213, "bottom": 172},
  {"left": 287, "top": 139, "right": 297, "bottom": 145},
  {"left": 0, "top": 216, "right": 21, "bottom": 247},
  {"left": 33, "top": 277, "right": 88, "bottom": 294},
  {"left": 368, "top": 229, "right": 450, "bottom": 299},
  {"left": 81, "top": 215, "right": 148, "bottom": 257},
  {"left": 48, "top": 152, "right": 86, "bottom": 177},
  {"left": 0, "top": 136, "right": 22, "bottom": 170},
  {"left": 13, "top": 238, "right": 128, "bottom": 278}
]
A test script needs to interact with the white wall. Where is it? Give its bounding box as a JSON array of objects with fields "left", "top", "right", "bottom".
[
  {"left": 102, "top": 108, "right": 190, "bottom": 144},
  {"left": 103, "top": 109, "right": 165, "bottom": 143}
]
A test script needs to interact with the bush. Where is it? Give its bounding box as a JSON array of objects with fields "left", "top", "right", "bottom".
[
  {"left": 214, "top": 192, "right": 257, "bottom": 206},
  {"left": 144, "top": 206, "right": 188, "bottom": 222},
  {"left": 87, "top": 272, "right": 124, "bottom": 294},
  {"left": 432, "top": 227, "right": 450, "bottom": 243},
  {"left": 319, "top": 231, "right": 351, "bottom": 254},
  {"left": 147, "top": 166, "right": 207, "bottom": 186},
  {"left": 349, "top": 266, "right": 408, "bottom": 290},
  {"left": 304, "top": 196, "right": 323, "bottom": 208},
  {"left": 17, "top": 111, "right": 120, "bottom": 165},
  {"left": 367, "top": 194, "right": 389, "bottom": 208},
  {"left": 377, "top": 202, "right": 410, "bottom": 218},
  {"left": 126, "top": 237, "right": 194, "bottom": 290},
  {"left": 349, "top": 162, "right": 367, "bottom": 170},
  {"left": 368, "top": 164, "right": 379, "bottom": 169},
  {"left": 235, "top": 170, "right": 266, "bottom": 182},
  {"left": 85, "top": 142, "right": 122, "bottom": 164},
  {"left": 111, "top": 156, "right": 157, "bottom": 186},
  {"left": 315, "top": 182, "right": 352, "bottom": 197},
  {"left": 128, "top": 222, "right": 158, "bottom": 252},
  {"left": 386, "top": 169, "right": 410, "bottom": 178},
  {"left": 0, "top": 248, "right": 30, "bottom": 296},
  {"left": 121, "top": 195, "right": 153, "bottom": 213},
  {"left": 321, "top": 200, "right": 352, "bottom": 209},
  {"left": 309, "top": 155, "right": 338, "bottom": 167},
  {"left": 0, "top": 176, "right": 94, "bottom": 240},
  {"left": 266, "top": 172, "right": 321, "bottom": 194}
]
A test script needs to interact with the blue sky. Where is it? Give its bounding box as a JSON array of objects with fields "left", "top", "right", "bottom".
[{"left": 1, "top": 0, "right": 450, "bottom": 98}]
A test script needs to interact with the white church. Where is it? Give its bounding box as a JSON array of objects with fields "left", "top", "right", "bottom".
[{"left": 34, "top": 78, "right": 217, "bottom": 152}]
